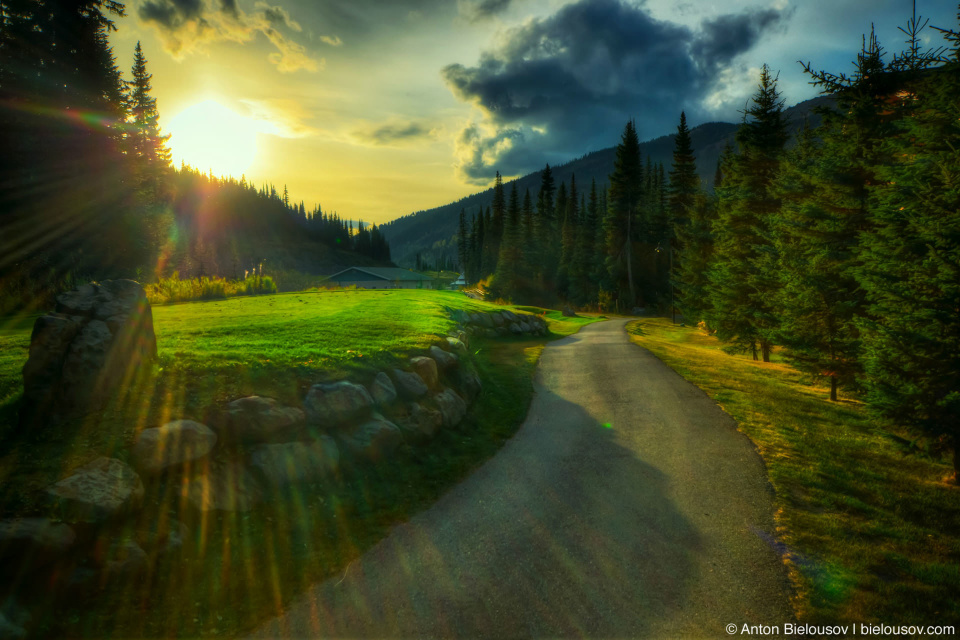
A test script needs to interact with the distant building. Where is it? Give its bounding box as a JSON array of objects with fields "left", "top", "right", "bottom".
[
  {"left": 327, "top": 267, "right": 435, "bottom": 289},
  {"left": 450, "top": 273, "right": 466, "bottom": 289}
]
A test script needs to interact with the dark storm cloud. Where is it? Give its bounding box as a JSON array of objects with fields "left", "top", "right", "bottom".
[
  {"left": 693, "top": 9, "right": 791, "bottom": 70},
  {"left": 351, "top": 120, "right": 437, "bottom": 146},
  {"left": 443, "top": 0, "right": 790, "bottom": 183},
  {"left": 138, "top": 0, "right": 328, "bottom": 71}
]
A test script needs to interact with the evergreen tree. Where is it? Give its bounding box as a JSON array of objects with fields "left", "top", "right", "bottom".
[
  {"left": 858, "top": 24, "right": 960, "bottom": 479},
  {"left": 127, "top": 41, "right": 171, "bottom": 200},
  {"left": 494, "top": 183, "right": 522, "bottom": 301},
  {"left": 557, "top": 175, "right": 579, "bottom": 299},
  {"left": 707, "top": 65, "right": 787, "bottom": 361},
  {"left": 536, "top": 164, "right": 557, "bottom": 287},
  {"left": 457, "top": 208, "right": 468, "bottom": 275},
  {"left": 605, "top": 120, "right": 642, "bottom": 309}
]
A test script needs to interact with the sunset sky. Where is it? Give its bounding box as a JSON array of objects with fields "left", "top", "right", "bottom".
[{"left": 107, "top": 0, "right": 957, "bottom": 224}]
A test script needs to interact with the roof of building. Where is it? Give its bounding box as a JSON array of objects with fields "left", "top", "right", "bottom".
[{"left": 328, "top": 267, "right": 433, "bottom": 282}]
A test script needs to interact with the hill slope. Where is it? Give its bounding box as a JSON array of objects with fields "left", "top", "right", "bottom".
[{"left": 381, "top": 96, "right": 833, "bottom": 267}]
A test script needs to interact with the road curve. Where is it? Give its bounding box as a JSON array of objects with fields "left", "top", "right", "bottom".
[{"left": 252, "top": 317, "right": 793, "bottom": 638}]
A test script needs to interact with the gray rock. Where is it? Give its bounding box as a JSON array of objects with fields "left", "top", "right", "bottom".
[
  {"left": 631, "top": 306, "right": 646, "bottom": 316},
  {"left": 218, "top": 396, "right": 305, "bottom": 443},
  {"left": 249, "top": 437, "right": 340, "bottom": 489},
  {"left": 47, "top": 458, "right": 144, "bottom": 523},
  {"left": 391, "top": 368, "right": 428, "bottom": 400},
  {"left": 434, "top": 388, "right": 467, "bottom": 428},
  {"left": 467, "top": 312, "right": 483, "bottom": 326},
  {"left": 341, "top": 414, "right": 403, "bottom": 462},
  {"left": 131, "top": 420, "right": 217, "bottom": 474},
  {"left": 183, "top": 459, "right": 262, "bottom": 512},
  {"left": 21, "top": 280, "right": 157, "bottom": 428},
  {"left": 0, "top": 518, "right": 75, "bottom": 575},
  {"left": 102, "top": 538, "right": 147, "bottom": 577},
  {"left": 491, "top": 313, "right": 505, "bottom": 327},
  {"left": 428, "top": 345, "right": 458, "bottom": 371},
  {"left": 395, "top": 402, "right": 443, "bottom": 441},
  {"left": 409, "top": 357, "right": 439, "bottom": 389},
  {"left": 478, "top": 313, "right": 494, "bottom": 328},
  {"left": 453, "top": 368, "right": 482, "bottom": 403},
  {"left": 445, "top": 337, "right": 467, "bottom": 354},
  {"left": 562, "top": 305, "right": 576, "bottom": 317},
  {"left": 495, "top": 326, "right": 508, "bottom": 337},
  {"left": 368, "top": 372, "right": 398, "bottom": 407},
  {"left": 304, "top": 381, "right": 374, "bottom": 428},
  {"left": 509, "top": 322, "right": 523, "bottom": 335},
  {"left": 502, "top": 310, "right": 519, "bottom": 322},
  {"left": 519, "top": 320, "right": 532, "bottom": 333}
]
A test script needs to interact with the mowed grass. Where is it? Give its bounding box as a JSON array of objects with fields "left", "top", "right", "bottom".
[
  {"left": 627, "top": 318, "right": 960, "bottom": 626},
  {"left": 0, "top": 289, "right": 600, "bottom": 637}
]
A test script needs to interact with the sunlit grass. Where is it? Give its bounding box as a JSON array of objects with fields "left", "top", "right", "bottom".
[
  {"left": 627, "top": 318, "right": 960, "bottom": 625},
  {"left": 0, "top": 290, "right": 600, "bottom": 637}
]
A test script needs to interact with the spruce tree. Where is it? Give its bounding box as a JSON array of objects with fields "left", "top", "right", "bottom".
[
  {"left": 127, "top": 41, "right": 171, "bottom": 201},
  {"left": 494, "top": 183, "right": 522, "bottom": 301},
  {"left": 605, "top": 120, "right": 642, "bottom": 309},
  {"left": 707, "top": 65, "right": 787, "bottom": 361},
  {"left": 457, "top": 208, "right": 468, "bottom": 275},
  {"left": 858, "top": 25, "right": 960, "bottom": 480},
  {"left": 557, "top": 175, "right": 579, "bottom": 299}
]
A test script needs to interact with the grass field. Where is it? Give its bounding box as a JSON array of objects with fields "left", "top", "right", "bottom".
[
  {"left": 0, "top": 289, "right": 599, "bottom": 637},
  {"left": 627, "top": 318, "right": 960, "bottom": 626}
]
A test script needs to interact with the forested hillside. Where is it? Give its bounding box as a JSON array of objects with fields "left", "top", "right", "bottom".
[
  {"left": 0, "top": 2, "right": 390, "bottom": 314},
  {"left": 381, "top": 96, "right": 831, "bottom": 268}
]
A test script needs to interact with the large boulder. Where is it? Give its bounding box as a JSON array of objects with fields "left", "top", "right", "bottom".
[
  {"left": 182, "top": 459, "right": 262, "bottom": 512},
  {"left": 434, "top": 388, "right": 468, "bottom": 428},
  {"left": 561, "top": 305, "right": 576, "bottom": 317},
  {"left": 391, "top": 368, "right": 428, "bottom": 400},
  {"left": 249, "top": 437, "right": 340, "bottom": 489},
  {"left": 131, "top": 420, "right": 217, "bottom": 474},
  {"left": 409, "top": 356, "right": 439, "bottom": 390},
  {"left": 502, "top": 310, "right": 519, "bottom": 323},
  {"left": 47, "top": 458, "right": 144, "bottom": 523},
  {"left": 20, "top": 280, "right": 157, "bottom": 428},
  {"left": 340, "top": 415, "right": 403, "bottom": 462},
  {"left": 217, "top": 396, "right": 305, "bottom": 444},
  {"left": 304, "top": 381, "right": 374, "bottom": 428},
  {"left": 509, "top": 322, "right": 523, "bottom": 335},
  {"left": 452, "top": 367, "right": 482, "bottom": 403},
  {"left": 394, "top": 402, "right": 443, "bottom": 442},
  {"left": 0, "top": 518, "right": 75, "bottom": 576},
  {"left": 368, "top": 372, "right": 398, "bottom": 408},
  {"left": 429, "top": 345, "right": 458, "bottom": 371},
  {"left": 445, "top": 336, "right": 467, "bottom": 354},
  {"left": 100, "top": 538, "right": 148, "bottom": 578}
]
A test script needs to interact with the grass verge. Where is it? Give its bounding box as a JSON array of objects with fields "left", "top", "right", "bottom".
[
  {"left": 626, "top": 317, "right": 960, "bottom": 626},
  {"left": 0, "top": 290, "right": 599, "bottom": 637}
]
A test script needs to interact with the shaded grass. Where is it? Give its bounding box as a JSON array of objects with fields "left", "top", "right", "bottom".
[
  {"left": 627, "top": 318, "right": 960, "bottom": 626},
  {"left": 0, "top": 290, "right": 600, "bottom": 637}
]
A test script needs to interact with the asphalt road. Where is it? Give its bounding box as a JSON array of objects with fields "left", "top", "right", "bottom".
[{"left": 252, "top": 317, "right": 794, "bottom": 638}]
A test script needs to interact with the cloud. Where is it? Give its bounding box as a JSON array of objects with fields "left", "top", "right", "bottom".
[
  {"left": 138, "top": 0, "right": 329, "bottom": 72},
  {"left": 350, "top": 119, "right": 439, "bottom": 147},
  {"left": 458, "top": 0, "right": 513, "bottom": 22},
  {"left": 319, "top": 34, "right": 343, "bottom": 46},
  {"left": 692, "top": 8, "right": 791, "bottom": 71},
  {"left": 442, "top": 0, "right": 790, "bottom": 183},
  {"left": 240, "top": 98, "right": 318, "bottom": 137}
]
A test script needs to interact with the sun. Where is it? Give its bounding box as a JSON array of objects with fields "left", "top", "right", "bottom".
[{"left": 166, "top": 100, "right": 259, "bottom": 179}]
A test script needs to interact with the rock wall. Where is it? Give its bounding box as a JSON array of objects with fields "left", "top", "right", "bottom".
[{"left": 2, "top": 302, "right": 547, "bottom": 637}]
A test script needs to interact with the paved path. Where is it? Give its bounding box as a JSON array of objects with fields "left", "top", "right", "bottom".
[{"left": 253, "top": 317, "right": 793, "bottom": 638}]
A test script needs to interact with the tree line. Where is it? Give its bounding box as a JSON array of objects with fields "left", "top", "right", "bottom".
[{"left": 0, "top": 0, "right": 387, "bottom": 312}]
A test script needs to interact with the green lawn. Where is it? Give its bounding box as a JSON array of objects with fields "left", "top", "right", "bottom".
[
  {"left": 0, "top": 289, "right": 600, "bottom": 637},
  {"left": 627, "top": 318, "right": 960, "bottom": 626}
]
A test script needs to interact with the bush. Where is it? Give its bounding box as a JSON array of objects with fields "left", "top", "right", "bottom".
[{"left": 145, "top": 272, "right": 278, "bottom": 305}]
